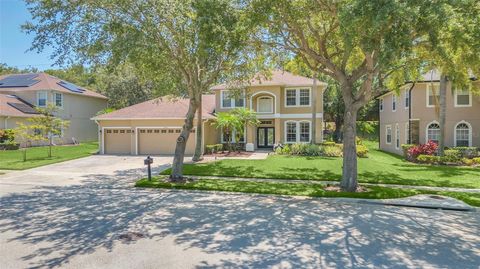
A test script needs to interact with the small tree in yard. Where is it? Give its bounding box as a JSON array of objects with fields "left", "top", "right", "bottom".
[
  {"left": 28, "top": 105, "right": 70, "bottom": 158},
  {"left": 14, "top": 124, "right": 35, "bottom": 162},
  {"left": 212, "top": 112, "right": 241, "bottom": 152},
  {"left": 231, "top": 108, "right": 260, "bottom": 151}
]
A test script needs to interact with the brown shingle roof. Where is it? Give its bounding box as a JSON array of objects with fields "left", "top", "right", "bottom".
[
  {"left": 0, "top": 73, "right": 107, "bottom": 100},
  {"left": 93, "top": 95, "right": 216, "bottom": 120},
  {"left": 211, "top": 70, "right": 326, "bottom": 90},
  {"left": 0, "top": 94, "right": 40, "bottom": 118}
]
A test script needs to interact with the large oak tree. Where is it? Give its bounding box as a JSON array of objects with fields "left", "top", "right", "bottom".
[{"left": 24, "top": 0, "right": 252, "bottom": 180}]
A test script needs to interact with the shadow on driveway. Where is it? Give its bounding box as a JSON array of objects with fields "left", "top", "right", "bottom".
[{"left": 0, "top": 166, "right": 479, "bottom": 268}]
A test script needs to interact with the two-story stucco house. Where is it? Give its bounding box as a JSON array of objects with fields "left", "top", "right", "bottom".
[
  {"left": 93, "top": 70, "right": 326, "bottom": 155},
  {"left": 378, "top": 71, "right": 480, "bottom": 155},
  {"left": 0, "top": 73, "right": 108, "bottom": 144}
]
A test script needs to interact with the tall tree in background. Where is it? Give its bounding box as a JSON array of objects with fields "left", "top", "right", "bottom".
[
  {"left": 24, "top": 0, "right": 253, "bottom": 181},
  {"left": 252, "top": 0, "right": 440, "bottom": 191}
]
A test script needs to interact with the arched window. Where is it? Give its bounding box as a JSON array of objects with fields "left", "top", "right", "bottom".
[
  {"left": 455, "top": 122, "right": 471, "bottom": 147},
  {"left": 427, "top": 122, "right": 440, "bottom": 144}
]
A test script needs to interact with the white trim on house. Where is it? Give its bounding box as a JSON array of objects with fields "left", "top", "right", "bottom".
[
  {"left": 454, "top": 120, "right": 472, "bottom": 147},
  {"left": 256, "top": 96, "right": 274, "bottom": 114},
  {"left": 220, "top": 89, "right": 245, "bottom": 109},
  {"left": 425, "top": 120, "right": 440, "bottom": 143},
  {"left": 53, "top": 92, "right": 64, "bottom": 109},
  {"left": 379, "top": 98, "right": 384, "bottom": 112},
  {"left": 249, "top": 91, "right": 277, "bottom": 112},
  {"left": 404, "top": 89, "right": 410, "bottom": 109},
  {"left": 283, "top": 120, "right": 312, "bottom": 144},
  {"left": 426, "top": 84, "right": 439, "bottom": 108},
  {"left": 392, "top": 94, "right": 397, "bottom": 112},
  {"left": 454, "top": 88, "right": 472, "bottom": 108},
  {"left": 284, "top": 87, "right": 312, "bottom": 107},
  {"left": 405, "top": 122, "right": 410, "bottom": 144},
  {"left": 385, "top": 125, "right": 392, "bottom": 144},
  {"left": 37, "top": 90, "right": 48, "bottom": 107},
  {"left": 395, "top": 123, "right": 400, "bottom": 149},
  {"left": 256, "top": 113, "right": 323, "bottom": 119}
]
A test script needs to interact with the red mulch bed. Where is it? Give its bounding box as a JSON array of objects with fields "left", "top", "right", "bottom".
[{"left": 203, "top": 151, "right": 254, "bottom": 157}]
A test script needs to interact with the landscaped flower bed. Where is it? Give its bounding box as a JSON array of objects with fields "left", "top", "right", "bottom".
[
  {"left": 401, "top": 141, "right": 480, "bottom": 166},
  {"left": 275, "top": 141, "right": 369, "bottom": 158}
]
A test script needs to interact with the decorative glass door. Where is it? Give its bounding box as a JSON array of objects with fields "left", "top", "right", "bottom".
[{"left": 257, "top": 127, "right": 275, "bottom": 148}]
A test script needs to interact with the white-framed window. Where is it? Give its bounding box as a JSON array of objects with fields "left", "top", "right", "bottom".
[
  {"left": 54, "top": 92, "right": 63, "bottom": 108},
  {"left": 395, "top": 124, "right": 400, "bottom": 149},
  {"left": 455, "top": 121, "right": 472, "bottom": 147},
  {"left": 286, "top": 121, "right": 297, "bottom": 143},
  {"left": 379, "top": 98, "right": 384, "bottom": 112},
  {"left": 405, "top": 122, "right": 410, "bottom": 144},
  {"left": 404, "top": 89, "right": 410, "bottom": 109},
  {"left": 426, "top": 84, "right": 439, "bottom": 107},
  {"left": 37, "top": 91, "right": 48, "bottom": 107},
  {"left": 426, "top": 121, "right": 440, "bottom": 144},
  {"left": 221, "top": 128, "right": 245, "bottom": 143},
  {"left": 284, "top": 88, "right": 311, "bottom": 107},
  {"left": 257, "top": 96, "right": 273, "bottom": 113},
  {"left": 284, "top": 120, "right": 311, "bottom": 143},
  {"left": 221, "top": 90, "right": 245, "bottom": 108},
  {"left": 299, "top": 121, "right": 311, "bottom": 142},
  {"left": 386, "top": 125, "right": 392, "bottom": 144},
  {"left": 392, "top": 95, "right": 397, "bottom": 112},
  {"left": 454, "top": 89, "right": 472, "bottom": 107}
]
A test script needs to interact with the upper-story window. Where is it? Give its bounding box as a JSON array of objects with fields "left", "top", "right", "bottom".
[
  {"left": 392, "top": 95, "right": 397, "bottom": 112},
  {"left": 285, "top": 88, "right": 311, "bottom": 107},
  {"left": 427, "top": 84, "right": 439, "bottom": 107},
  {"left": 257, "top": 96, "right": 273, "bottom": 113},
  {"left": 379, "top": 98, "right": 383, "bottom": 112},
  {"left": 404, "top": 89, "right": 410, "bottom": 109},
  {"left": 386, "top": 125, "right": 392, "bottom": 144},
  {"left": 221, "top": 90, "right": 245, "bottom": 108},
  {"left": 455, "top": 89, "right": 471, "bottom": 107},
  {"left": 54, "top": 92, "right": 63, "bottom": 108},
  {"left": 37, "top": 91, "right": 48, "bottom": 107}
]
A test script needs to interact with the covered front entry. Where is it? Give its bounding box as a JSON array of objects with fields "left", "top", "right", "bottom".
[
  {"left": 257, "top": 127, "right": 274, "bottom": 148},
  {"left": 137, "top": 128, "right": 196, "bottom": 155}
]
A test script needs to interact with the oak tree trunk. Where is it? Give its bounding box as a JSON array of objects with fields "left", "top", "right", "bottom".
[
  {"left": 438, "top": 74, "right": 448, "bottom": 156},
  {"left": 333, "top": 119, "right": 343, "bottom": 143},
  {"left": 340, "top": 107, "right": 358, "bottom": 192},
  {"left": 170, "top": 98, "right": 198, "bottom": 181},
  {"left": 192, "top": 97, "right": 203, "bottom": 162}
]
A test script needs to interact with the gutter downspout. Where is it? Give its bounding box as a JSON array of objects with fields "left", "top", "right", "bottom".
[{"left": 408, "top": 83, "right": 415, "bottom": 144}]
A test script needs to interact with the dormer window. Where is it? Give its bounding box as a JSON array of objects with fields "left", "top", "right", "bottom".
[
  {"left": 285, "top": 88, "right": 311, "bottom": 107},
  {"left": 221, "top": 90, "right": 245, "bottom": 108},
  {"left": 37, "top": 91, "right": 47, "bottom": 107}
]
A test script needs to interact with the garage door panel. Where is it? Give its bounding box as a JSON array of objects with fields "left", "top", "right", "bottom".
[
  {"left": 138, "top": 128, "right": 195, "bottom": 155},
  {"left": 104, "top": 129, "right": 132, "bottom": 154}
]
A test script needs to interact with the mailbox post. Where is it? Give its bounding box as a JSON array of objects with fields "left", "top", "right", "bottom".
[{"left": 144, "top": 156, "right": 153, "bottom": 181}]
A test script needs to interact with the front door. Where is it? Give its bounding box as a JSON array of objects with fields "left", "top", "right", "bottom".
[{"left": 257, "top": 127, "right": 275, "bottom": 148}]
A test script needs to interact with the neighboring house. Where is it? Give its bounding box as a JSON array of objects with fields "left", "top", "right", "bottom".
[
  {"left": 93, "top": 70, "right": 327, "bottom": 155},
  {"left": 0, "top": 73, "right": 108, "bottom": 144},
  {"left": 378, "top": 71, "right": 480, "bottom": 155}
]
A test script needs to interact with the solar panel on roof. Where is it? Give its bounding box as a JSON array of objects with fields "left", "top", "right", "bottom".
[
  {"left": 0, "top": 74, "right": 40, "bottom": 88},
  {"left": 57, "top": 81, "right": 86, "bottom": 93},
  {"left": 7, "top": 102, "right": 40, "bottom": 114}
]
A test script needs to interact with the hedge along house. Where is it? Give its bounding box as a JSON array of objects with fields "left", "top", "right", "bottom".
[
  {"left": 0, "top": 73, "right": 108, "bottom": 145},
  {"left": 93, "top": 70, "right": 327, "bottom": 155},
  {"left": 378, "top": 70, "right": 480, "bottom": 155}
]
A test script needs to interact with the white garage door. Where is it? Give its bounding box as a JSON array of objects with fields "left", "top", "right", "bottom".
[{"left": 137, "top": 128, "right": 196, "bottom": 155}]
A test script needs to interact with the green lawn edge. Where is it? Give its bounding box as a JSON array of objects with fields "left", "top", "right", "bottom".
[
  {"left": 0, "top": 142, "right": 99, "bottom": 170},
  {"left": 136, "top": 177, "right": 480, "bottom": 207}
]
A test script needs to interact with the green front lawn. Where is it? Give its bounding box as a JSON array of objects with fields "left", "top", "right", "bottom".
[
  {"left": 0, "top": 142, "right": 99, "bottom": 170},
  {"left": 162, "top": 141, "right": 480, "bottom": 189},
  {"left": 136, "top": 177, "right": 480, "bottom": 207}
]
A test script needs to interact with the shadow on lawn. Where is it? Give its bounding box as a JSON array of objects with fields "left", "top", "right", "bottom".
[{"left": 1, "top": 167, "right": 479, "bottom": 268}]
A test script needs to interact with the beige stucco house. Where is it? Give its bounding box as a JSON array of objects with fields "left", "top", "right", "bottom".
[
  {"left": 93, "top": 70, "right": 327, "bottom": 155},
  {"left": 378, "top": 71, "right": 480, "bottom": 155},
  {"left": 0, "top": 73, "right": 108, "bottom": 144}
]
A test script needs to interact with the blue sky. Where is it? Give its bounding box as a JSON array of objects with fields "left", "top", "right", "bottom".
[{"left": 0, "top": 0, "right": 56, "bottom": 70}]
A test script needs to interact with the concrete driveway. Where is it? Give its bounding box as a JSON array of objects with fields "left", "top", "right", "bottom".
[{"left": 0, "top": 156, "right": 479, "bottom": 268}]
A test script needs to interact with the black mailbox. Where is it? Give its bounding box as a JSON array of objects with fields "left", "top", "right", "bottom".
[{"left": 144, "top": 156, "right": 153, "bottom": 181}]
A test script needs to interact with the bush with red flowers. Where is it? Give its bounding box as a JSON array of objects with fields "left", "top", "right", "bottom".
[{"left": 407, "top": 140, "right": 438, "bottom": 161}]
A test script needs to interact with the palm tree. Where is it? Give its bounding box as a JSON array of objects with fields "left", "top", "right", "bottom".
[
  {"left": 231, "top": 108, "right": 260, "bottom": 151},
  {"left": 211, "top": 112, "right": 240, "bottom": 152}
]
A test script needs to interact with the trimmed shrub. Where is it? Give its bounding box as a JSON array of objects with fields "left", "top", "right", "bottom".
[
  {"left": 401, "top": 144, "right": 415, "bottom": 158},
  {"left": 443, "top": 149, "right": 461, "bottom": 163},
  {"left": 323, "top": 145, "right": 342, "bottom": 157},
  {"left": 452, "top": 147, "right": 479, "bottom": 159},
  {"left": 205, "top": 144, "right": 223, "bottom": 154},
  {"left": 407, "top": 141, "right": 438, "bottom": 161},
  {"left": 321, "top": 141, "right": 336, "bottom": 147},
  {"left": 462, "top": 158, "right": 474, "bottom": 166},
  {"left": 356, "top": 144, "right": 369, "bottom": 158},
  {"left": 473, "top": 157, "right": 480, "bottom": 165},
  {"left": 417, "top": 155, "right": 441, "bottom": 164}
]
